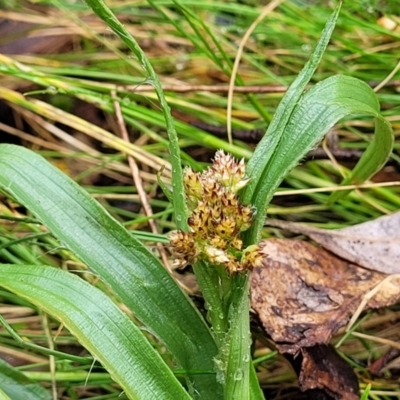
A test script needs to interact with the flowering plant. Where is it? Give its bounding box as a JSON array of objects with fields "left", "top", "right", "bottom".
[
  {"left": 0, "top": 2, "right": 393, "bottom": 399},
  {"left": 170, "top": 151, "right": 263, "bottom": 274}
]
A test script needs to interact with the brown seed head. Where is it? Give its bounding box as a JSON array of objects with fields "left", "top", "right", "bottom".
[
  {"left": 241, "top": 244, "right": 264, "bottom": 271},
  {"left": 183, "top": 167, "right": 203, "bottom": 206},
  {"left": 169, "top": 230, "right": 198, "bottom": 267},
  {"left": 211, "top": 150, "right": 249, "bottom": 192},
  {"left": 169, "top": 150, "right": 258, "bottom": 273}
]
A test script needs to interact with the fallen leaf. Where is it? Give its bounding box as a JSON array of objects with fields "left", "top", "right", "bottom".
[
  {"left": 250, "top": 239, "right": 400, "bottom": 354},
  {"left": 291, "top": 345, "right": 359, "bottom": 400},
  {"left": 267, "top": 211, "right": 400, "bottom": 274}
]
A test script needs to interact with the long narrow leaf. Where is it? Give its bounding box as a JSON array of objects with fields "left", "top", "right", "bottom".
[
  {"left": 0, "top": 359, "right": 51, "bottom": 400},
  {"left": 329, "top": 114, "right": 393, "bottom": 202},
  {"left": 242, "top": 4, "right": 341, "bottom": 244},
  {"left": 242, "top": 4, "right": 341, "bottom": 207},
  {"left": 0, "top": 144, "right": 221, "bottom": 398},
  {"left": 245, "top": 75, "right": 393, "bottom": 241},
  {"left": 249, "top": 363, "right": 265, "bottom": 400},
  {"left": 83, "top": 0, "right": 188, "bottom": 230},
  {"left": 0, "top": 265, "right": 190, "bottom": 400}
]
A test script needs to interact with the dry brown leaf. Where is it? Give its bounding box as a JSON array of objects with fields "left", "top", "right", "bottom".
[
  {"left": 297, "top": 345, "right": 359, "bottom": 400},
  {"left": 267, "top": 212, "right": 400, "bottom": 274},
  {"left": 250, "top": 239, "right": 400, "bottom": 354}
]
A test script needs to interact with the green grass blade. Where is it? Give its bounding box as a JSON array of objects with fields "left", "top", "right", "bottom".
[
  {"left": 249, "top": 363, "right": 264, "bottom": 400},
  {"left": 246, "top": 74, "right": 393, "bottom": 240},
  {"left": 0, "top": 265, "right": 190, "bottom": 400},
  {"left": 0, "top": 358, "right": 51, "bottom": 400},
  {"left": 360, "top": 384, "right": 371, "bottom": 400},
  {"left": 0, "top": 314, "right": 92, "bottom": 363},
  {"left": 242, "top": 3, "right": 342, "bottom": 213},
  {"left": 0, "top": 144, "right": 221, "bottom": 399},
  {"left": 83, "top": 0, "right": 188, "bottom": 231}
]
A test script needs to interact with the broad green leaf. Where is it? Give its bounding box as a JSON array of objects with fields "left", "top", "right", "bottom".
[
  {"left": 0, "top": 144, "right": 221, "bottom": 399},
  {"left": 0, "top": 358, "right": 51, "bottom": 400},
  {"left": 245, "top": 74, "right": 393, "bottom": 242},
  {"left": 0, "top": 265, "right": 190, "bottom": 400},
  {"left": 242, "top": 4, "right": 341, "bottom": 210}
]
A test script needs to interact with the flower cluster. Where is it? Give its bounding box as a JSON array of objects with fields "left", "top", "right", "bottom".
[{"left": 169, "top": 150, "right": 264, "bottom": 274}]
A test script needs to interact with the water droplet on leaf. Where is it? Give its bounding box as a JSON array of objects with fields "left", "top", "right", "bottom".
[{"left": 233, "top": 368, "right": 244, "bottom": 381}]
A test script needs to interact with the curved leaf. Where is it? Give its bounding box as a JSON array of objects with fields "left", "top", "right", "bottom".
[
  {"left": 329, "top": 114, "right": 393, "bottom": 203},
  {"left": 0, "top": 265, "right": 190, "bottom": 400},
  {"left": 246, "top": 75, "right": 393, "bottom": 241},
  {"left": 242, "top": 4, "right": 341, "bottom": 211},
  {"left": 0, "top": 144, "right": 220, "bottom": 398},
  {"left": 0, "top": 358, "right": 51, "bottom": 400}
]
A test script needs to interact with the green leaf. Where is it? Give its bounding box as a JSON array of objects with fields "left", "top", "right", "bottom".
[
  {"left": 0, "top": 144, "right": 221, "bottom": 399},
  {"left": 242, "top": 3, "right": 341, "bottom": 244},
  {"left": 0, "top": 388, "right": 11, "bottom": 400},
  {"left": 0, "top": 314, "right": 92, "bottom": 363},
  {"left": 243, "top": 4, "right": 341, "bottom": 204},
  {"left": 360, "top": 383, "right": 371, "bottom": 400},
  {"left": 0, "top": 265, "right": 190, "bottom": 399},
  {"left": 0, "top": 358, "right": 51, "bottom": 400},
  {"left": 328, "top": 112, "right": 393, "bottom": 203},
  {"left": 249, "top": 363, "right": 265, "bottom": 400},
  {"left": 248, "top": 75, "right": 393, "bottom": 240}
]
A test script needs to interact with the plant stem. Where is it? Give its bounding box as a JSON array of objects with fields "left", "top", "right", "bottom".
[{"left": 194, "top": 262, "right": 254, "bottom": 398}]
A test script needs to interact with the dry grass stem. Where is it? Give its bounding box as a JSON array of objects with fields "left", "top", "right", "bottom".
[{"left": 347, "top": 275, "right": 400, "bottom": 332}]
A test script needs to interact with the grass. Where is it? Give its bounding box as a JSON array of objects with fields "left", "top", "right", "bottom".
[{"left": 0, "top": 0, "right": 400, "bottom": 398}]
